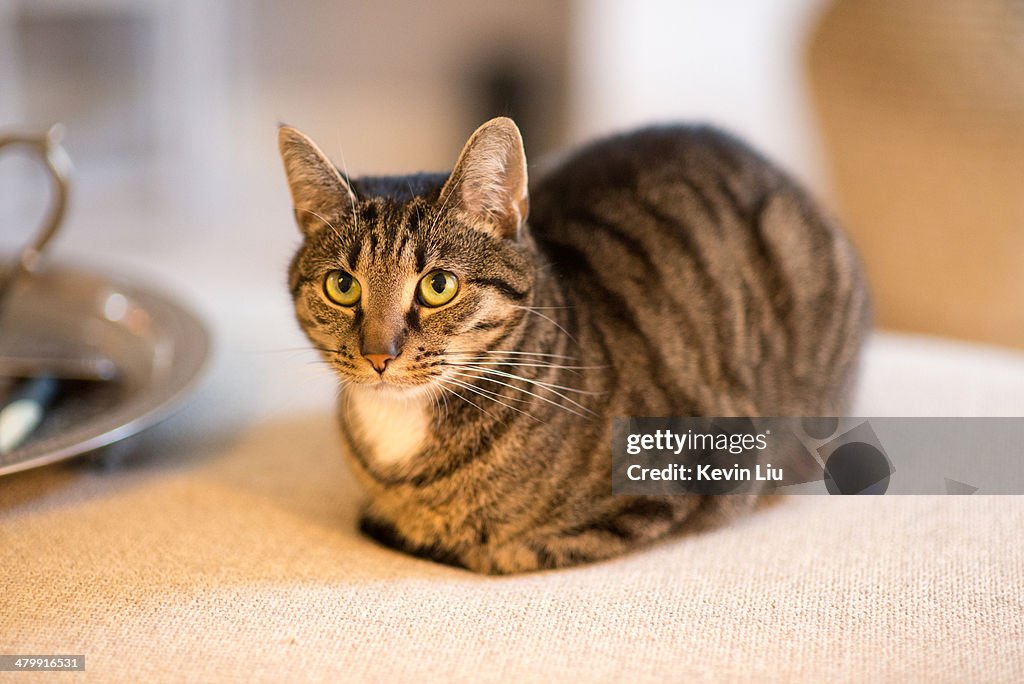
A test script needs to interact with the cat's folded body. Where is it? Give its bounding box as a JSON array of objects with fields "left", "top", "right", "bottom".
[{"left": 279, "top": 118, "right": 870, "bottom": 574}]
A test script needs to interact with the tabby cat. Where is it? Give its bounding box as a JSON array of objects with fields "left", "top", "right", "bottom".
[{"left": 278, "top": 117, "right": 869, "bottom": 574}]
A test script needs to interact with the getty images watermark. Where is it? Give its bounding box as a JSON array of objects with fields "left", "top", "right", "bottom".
[{"left": 612, "top": 417, "right": 1024, "bottom": 495}]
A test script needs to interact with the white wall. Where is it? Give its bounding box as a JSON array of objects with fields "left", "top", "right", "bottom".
[{"left": 569, "top": 0, "right": 831, "bottom": 194}]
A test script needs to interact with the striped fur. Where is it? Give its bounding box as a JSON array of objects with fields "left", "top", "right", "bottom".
[{"left": 279, "top": 119, "right": 870, "bottom": 574}]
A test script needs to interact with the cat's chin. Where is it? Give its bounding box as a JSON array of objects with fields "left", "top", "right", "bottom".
[{"left": 344, "top": 378, "right": 434, "bottom": 401}]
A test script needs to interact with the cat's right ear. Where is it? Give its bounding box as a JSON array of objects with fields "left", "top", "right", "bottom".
[{"left": 277, "top": 125, "right": 356, "bottom": 237}]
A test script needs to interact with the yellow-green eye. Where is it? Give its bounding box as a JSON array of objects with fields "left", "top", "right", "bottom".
[
  {"left": 418, "top": 270, "right": 459, "bottom": 307},
  {"left": 324, "top": 270, "right": 361, "bottom": 306}
]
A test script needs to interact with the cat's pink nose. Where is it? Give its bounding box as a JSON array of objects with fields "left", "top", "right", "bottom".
[{"left": 364, "top": 353, "right": 394, "bottom": 374}]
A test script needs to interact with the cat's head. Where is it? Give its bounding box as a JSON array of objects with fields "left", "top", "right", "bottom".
[{"left": 279, "top": 117, "right": 536, "bottom": 394}]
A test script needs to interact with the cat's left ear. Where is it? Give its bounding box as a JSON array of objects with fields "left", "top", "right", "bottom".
[
  {"left": 278, "top": 125, "right": 356, "bottom": 237},
  {"left": 440, "top": 117, "right": 529, "bottom": 240}
]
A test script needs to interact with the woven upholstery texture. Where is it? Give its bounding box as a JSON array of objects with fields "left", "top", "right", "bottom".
[{"left": 3, "top": 332, "right": 1023, "bottom": 683}]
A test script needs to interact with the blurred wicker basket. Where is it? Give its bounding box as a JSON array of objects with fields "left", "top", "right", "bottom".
[{"left": 807, "top": 0, "right": 1024, "bottom": 348}]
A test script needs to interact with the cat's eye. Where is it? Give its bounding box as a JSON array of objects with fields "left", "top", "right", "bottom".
[
  {"left": 418, "top": 270, "right": 459, "bottom": 307},
  {"left": 324, "top": 270, "right": 361, "bottom": 306}
]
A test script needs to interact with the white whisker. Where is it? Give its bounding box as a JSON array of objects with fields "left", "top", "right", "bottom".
[
  {"left": 442, "top": 375, "right": 532, "bottom": 405},
  {"left": 428, "top": 166, "right": 463, "bottom": 233},
  {"left": 457, "top": 350, "right": 580, "bottom": 361},
  {"left": 443, "top": 359, "right": 607, "bottom": 371},
  {"left": 406, "top": 180, "right": 423, "bottom": 237},
  {"left": 247, "top": 346, "right": 333, "bottom": 355},
  {"left": 448, "top": 370, "right": 594, "bottom": 419},
  {"left": 436, "top": 380, "right": 492, "bottom": 418},
  {"left": 513, "top": 305, "right": 577, "bottom": 344},
  {"left": 457, "top": 365, "right": 604, "bottom": 396},
  {"left": 438, "top": 382, "right": 450, "bottom": 419},
  {"left": 335, "top": 143, "right": 360, "bottom": 234},
  {"left": 441, "top": 376, "right": 543, "bottom": 423},
  {"left": 298, "top": 208, "right": 344, "bottom": 241},
  {"left": 422, "top": 383, "right": 437, "bottom": 417}
]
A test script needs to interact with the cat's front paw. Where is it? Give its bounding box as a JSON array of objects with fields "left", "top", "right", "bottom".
[
  {"left": 460, "top": 540, "right": 597, "bottom": 575},
  {"left": 358, "top": 513, "right": 466, "bottom": 569}
]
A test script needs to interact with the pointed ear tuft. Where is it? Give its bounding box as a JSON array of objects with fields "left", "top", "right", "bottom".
[
  {"left": 439, "top": 117, "right": 529, "bottom": 240},
  {"left": 278, "top": 126, "right": 355, "bottom": 236}
]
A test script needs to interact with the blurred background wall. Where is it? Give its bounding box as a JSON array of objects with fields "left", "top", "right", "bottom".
[
  {"left": 807, "top": 0, "right": 1024, "bottom": 349},
  {"left": 1, "top": 0, "right": 1021, "bottom": 349}
]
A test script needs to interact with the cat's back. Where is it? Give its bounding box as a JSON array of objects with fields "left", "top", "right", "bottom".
[
  {"left": 530, "top": 125, "right": 818, "bottom": 294},
  {"left": 530, "top": 124, "right": 802, "bottom": 246},
  {"left": 529, "top": 124, "right": 869, "bottom": 415},
  {"left": 534, "top": 125, "right": 758, "bottom": 190}
]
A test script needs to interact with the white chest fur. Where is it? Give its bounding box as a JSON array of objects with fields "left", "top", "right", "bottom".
[{"left": 344, "top": 386, "right": 431, "bottom": 467}]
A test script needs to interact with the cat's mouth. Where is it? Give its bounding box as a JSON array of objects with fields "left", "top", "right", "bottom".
[
  {"left": 342, "top": 369, "right": 436, "bottom": 396},
  {"left": 361, "top": 377, "right": 436, "bottom": 400}
]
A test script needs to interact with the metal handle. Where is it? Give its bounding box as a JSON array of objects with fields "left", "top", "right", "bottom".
[{"left": 0, "top": 124, "right": 72, "bottom": 305}]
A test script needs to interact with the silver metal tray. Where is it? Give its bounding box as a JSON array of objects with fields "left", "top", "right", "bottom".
[{"left": 0, "top": 263, "right": 209, "bottom": 476}]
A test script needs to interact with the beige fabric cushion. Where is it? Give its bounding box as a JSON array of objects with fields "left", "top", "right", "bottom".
[
  {"left": 807, "top": 0, "right": 1024, "bottom": 348},
  {"left": 3, "top": 332, "right": 1023, "bottom": 682}
]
